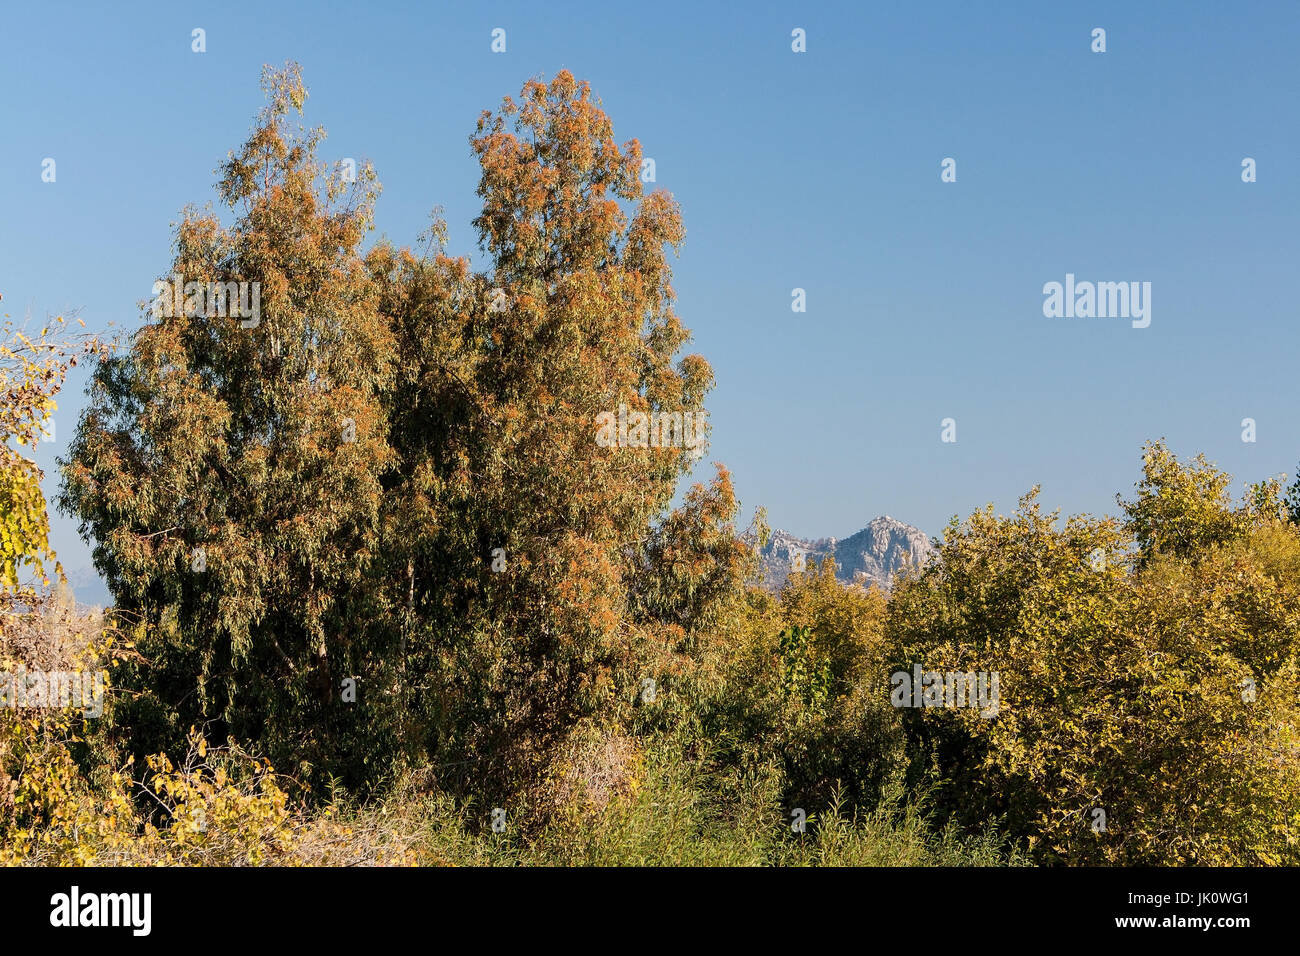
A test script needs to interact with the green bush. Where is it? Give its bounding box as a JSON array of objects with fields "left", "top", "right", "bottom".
[{"left": 885, "top": 449, "right": 1300, "bottom": 864}]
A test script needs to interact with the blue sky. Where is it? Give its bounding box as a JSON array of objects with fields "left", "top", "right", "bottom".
[{"left": 3, "top": 1, "right": 1298, "bottom": 603}]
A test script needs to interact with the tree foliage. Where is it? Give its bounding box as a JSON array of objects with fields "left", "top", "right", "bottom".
[
  {"left": 60, "top": 66, "right": 732, "bottom": 798},
  {"left": 2, "top": 301, "right": 102, "bottom": 587},
  {"left": 887, "top": 451, "right": 1300, "bottom": 864}
]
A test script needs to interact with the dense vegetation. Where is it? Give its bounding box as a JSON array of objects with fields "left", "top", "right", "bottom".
[{"left": 2, "top": 66, "right": 1296, "bottom": 866}]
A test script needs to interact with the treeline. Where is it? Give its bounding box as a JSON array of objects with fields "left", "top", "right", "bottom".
[{"left": 1, "top": 66, "right": 1297, "bottom": 866}]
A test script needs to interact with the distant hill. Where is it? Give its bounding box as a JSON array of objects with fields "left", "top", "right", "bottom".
[
  {"left": 63, "top": 565, "right": 113, "bottom": 611},
  {"left": 757, "top": 515, "right": 935, "bottom": 591}
]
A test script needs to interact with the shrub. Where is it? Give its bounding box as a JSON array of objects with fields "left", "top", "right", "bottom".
[{"left": 887, "top": 458, "right": 1300, "bottom": 864}]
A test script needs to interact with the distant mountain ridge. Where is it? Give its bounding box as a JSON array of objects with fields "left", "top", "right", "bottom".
[{"left": 757, "top": 515, "right": 935, "bottom": 592}]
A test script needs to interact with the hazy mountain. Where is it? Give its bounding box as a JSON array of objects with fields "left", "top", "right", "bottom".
[
  {"left": 62, "top": 565, "right": 113, "bottom": 611},
  {"left": 757, "top": 515, "right": 935, "bottom": 592}
]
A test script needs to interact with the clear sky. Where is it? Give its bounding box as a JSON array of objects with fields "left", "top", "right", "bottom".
[{"left": 3, "top": 1, "right": 1298, "bottom": 604}]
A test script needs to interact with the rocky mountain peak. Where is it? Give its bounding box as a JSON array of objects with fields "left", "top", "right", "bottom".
[{"left": 757, "top": 516, "right": 934, "bottom": 592}]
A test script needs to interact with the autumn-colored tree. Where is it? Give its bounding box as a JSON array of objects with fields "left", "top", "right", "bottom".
[
  {"left": 2, "top": 300, "right": 102, "bottom": 589},
  {"left": 0, "top": 297, "right": 114, "bottom": 848},
  {"left": 61, "top": 66, "right": 746, "bottom": 803},
  {"left": 368, "top": 70, "right": 725, "bottom": 799},
  {"left": 60, "top": 65, "right": 403, "bottom": 783}
]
